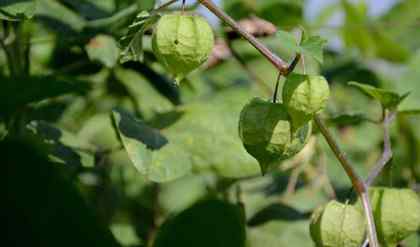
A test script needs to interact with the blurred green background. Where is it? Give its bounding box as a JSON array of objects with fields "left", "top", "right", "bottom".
[{"left": 1, "top": 0, "right": 420, "bottom": 246}]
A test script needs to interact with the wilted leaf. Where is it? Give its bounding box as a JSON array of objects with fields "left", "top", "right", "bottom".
[
  {"left": 154, "top": 200, "right": 246, "bottom": 247},
  {"left": 86, "top": 35, "right": 120, "bottom": 68},
  {"left": 348, "top": 81, "right": 409, "bottom": 110}
]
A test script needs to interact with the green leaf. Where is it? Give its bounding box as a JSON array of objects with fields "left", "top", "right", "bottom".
[
  {"left": 110, "top": 223, "right": 142, "bottom": 246},
  {"left": 153, "top": 89, "right": 261, "bottom": 178},
  {"left": 348, "top": 81, "right": 409, "bottom": 110},
  {"left": 154, "top": 200, "right": 246, "bottom": 247},
  {"left": 276, "top": 30, "right": 300, "bottom": 53},
  {"left": 328, "top": 113, "right": 369, "bottom": 127},
  {"left": 119, "top": 11, "right": 160, "bottom": 63},
  {"left": 112, "top": 108, "right": 191, "bottom": 183},
  {"left": 256, "top": 0, "right": 303, "bottom": 28},
  {"left": 26, "top": 121, "right": 95, "bottom": 168},
  {"left": 247, "top": 220, "right": 312, "bottom": 247},
  {"left": 300, "top": 35, "right": 327, "bottom": 63},
  {"left": 398, "top": 109, "right": 420, "bottom": 116},
  {"left": 86, "top": 35, "right": 120, "bottom": 68},
  {"left": 0, "top": 76, "right": 90, "bottom": 120},
  {"left": 0, "top": 0, "right": 38, "bottom": 20},
  {"left": 36, "top": 0, "right": 86, "bottom": 33},
  {"left": 159, "top": 174, "right": 211, "bottom": 214},
  {"left": 276, "top": 30, "right": 327, "bottom": 63}
]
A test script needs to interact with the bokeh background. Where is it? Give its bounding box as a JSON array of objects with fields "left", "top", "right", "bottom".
[{"left": 2, "top": 0, "right": 420, "bottom": 247}]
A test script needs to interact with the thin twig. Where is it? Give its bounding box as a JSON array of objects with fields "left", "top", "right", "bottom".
[
  {"left": 225, "top": 39, "right": 272, "bottom": 96},
  {"left": 155, "top": 0, "right": 179, "bottom": 12},
  {"left": 198, "top": 0, "right": 289, "bottom": 75},
  {"left": 314, "top": 115, "right": 379, "bottom": 247},
  {"left": 366, "top": 110, "right": 396, "bottom": 186},
  {"left": 182, "top": 0, "right": 186, "bottom": 13},
  {"left": 272, "top": 72, "right": 281, "bottom": 103},
  {"left": 197, "top": 1, "right": 379, "bottom": 246}
]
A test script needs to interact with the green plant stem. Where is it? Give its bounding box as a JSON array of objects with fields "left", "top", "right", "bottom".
[
  {"left": 197, "top": 1, "right": 379, "bottom": 246},
  {"left": 272, "top": 72, "right": 281, "bottom": 103},
  {"left": 366, "top": 110, "right": 395, "bottom": 186}
]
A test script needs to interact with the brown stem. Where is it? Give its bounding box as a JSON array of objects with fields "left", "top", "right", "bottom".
[
  {"left": 314, "top": 115, "right": 379, "bottom": 247},
  {"left": 198, "top": 0, "right": 289, "bottom": 75},
  {"left": 197, "top": 1, "right": 379, "bottom": 246},
  {"left": 155, "top": 0, "right": 179, "bottom": 12},
  {"left": 226, "top": 39, "right": 272, "bottom": 95}
]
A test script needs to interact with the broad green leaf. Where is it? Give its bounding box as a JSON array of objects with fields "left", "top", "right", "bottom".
[
  {"left": 248, "top": 203, "right": 308, "bottom": 226},
  {"left": 276, "top": 30, "right": 327, "bottom": 63},
  {"left": 154, "top": 200, "right": 246, "bottom": 247},
  {"left": 300, "top": 35, "right": 327, "bottom": 63},
  {"left": 247, "top": 220, "right": 312, "bottom": 247},
  {"left": 59, "top": 0, "right": 115, "bottom": 20},
  {"left": 26, "top": 121, "right": 95, "bottom": 168},
  {"left": 110, "top": 223, "right": 142, "bottom": 246},
  {"left": 379, "top": 0, "right": 420, "bottom": 50},
  {"left": 328, "top": 113, "right": 368, "bottom": 127},
  {"left": 36, "top": 0, "right": 86, "bottom": 33},
  {"left": 276, "top": 30, "right": 300, "bottom": 53},
  {"left": 152, "top": 89, "right": 261, "bottom": 178},
  {"left": 119, "top": 11, "right": 160, "bottom": 63},
  {"left": 0, "top": 0, "right": 37, "bottom": 20},
  {"left": 371, "top": 28, "right": 409, "bottom": 63},
  {"left": 159, "top": 174, "right": 211, "bottom": 214},
  {"left": 86, "top": 35, "right": 120, "bottom": 68},
  {"left": 0, "top": 76, "right": 90, "bottom": 119},
  {"left": 340, "top": 0, "right": 409, "bottom": 62},
  {"left": 398, "top": 109, "right": 420, "bottom": 116},
  {"left": 256, "top": 0, "right": 303, "bottom": 28},
  {"left": 112, "top": 108, "right": 191, "bottom": 183},
  {"left": 341, "top": 0, "right": 375, "bottom": 56},
  {"left": 348, "top": 81, "right": 409, "bottom": 110}
]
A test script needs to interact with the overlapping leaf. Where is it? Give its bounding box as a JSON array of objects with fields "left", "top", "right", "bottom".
[
  {"left": 0, "top": 0, "right": 38, "bottom": 20},
  {"left": 112, "top": 108, "right": 191, "bottom": 182},
  {"left": 119, "top": 11, "right": 160, "bottom": 63},
  {"left": 276, "top": 30, "right": 327, "bottom": 63}
]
